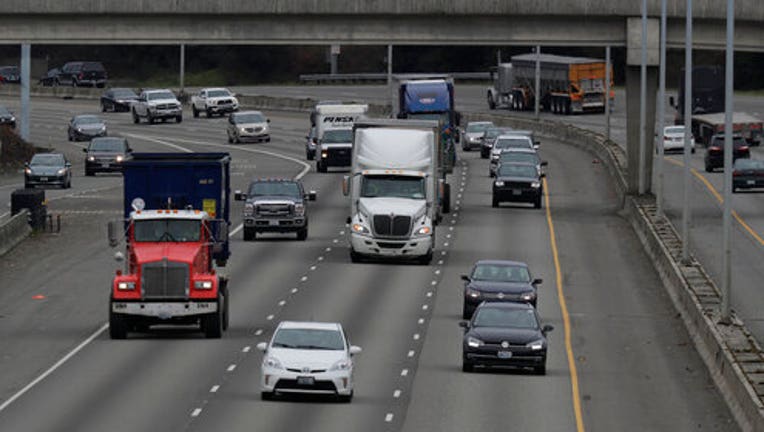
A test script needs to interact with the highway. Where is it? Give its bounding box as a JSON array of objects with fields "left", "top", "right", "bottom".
[{"left": 0, "top": 94, "right": 740, "bottom": 431}]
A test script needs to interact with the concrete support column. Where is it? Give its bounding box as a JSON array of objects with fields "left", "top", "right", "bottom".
[
  {"left": 20, "top": 43, "right": 31, "bottom": 141},
  {"left": 626, "top": 17, "right": 659, "bottom": 195},
  {"left": 179, "top": 44, "right": 185, "bottom": 95}
]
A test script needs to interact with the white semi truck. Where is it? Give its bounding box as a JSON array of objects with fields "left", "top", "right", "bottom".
[
  {"left": 314, "top": 104, "right": 368, "bottom": 172},
  {"left": 344, "top": 119, "right": 443, "bottom": 265}
]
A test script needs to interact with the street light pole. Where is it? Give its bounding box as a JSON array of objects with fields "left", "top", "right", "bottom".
[
  {"left": 721, "top": 0, "right": 735, "bottom": 324},
  {"left": 656, "top": 0, "right": 667, "bottom": 217},
  {"left": 682, "top": 0, "right": 693, "bottom": 264},
  {"left": 535, "top": 45, "right": 540, "bottom": 121},
  {"left": 605, "top": 46, "right": 611, "bottom": 141},
  {"left": 638, "top": 0, "right": 648, "bottom": 195}
]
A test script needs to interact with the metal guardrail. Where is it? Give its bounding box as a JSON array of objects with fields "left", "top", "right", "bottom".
[{"left": 299, "top": 72, "right": 491, "bottom": 84}]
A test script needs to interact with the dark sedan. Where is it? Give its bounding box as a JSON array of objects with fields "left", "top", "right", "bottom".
[
  {"left": 490, "top": 149, "right": 547, "bottom": 178},
  {"left": 460, "top": 302, "right": 553, "bottom": 374},
  {"left": 25, "top": 153, "right": 72, "bottom": 189},
  {"left": 68, "top": 115, "right": 107, "bottom": 142},
  {"left": 704, "top": 134, "right": 750, "bottom": 172},
  {"left": 83, "top": 137, "right": 132, "bottom": 176},
  {"left": 492, "top": 162, "right": 544, "bottom": 209},
  {"left": 0, "top": 106, "right": 16, "bottom": 129},
  {"left": 39, "top": 67, "right": 61, "bottom": 86},
  {"left": 462, "top": 260, "right": 543, "bottom": 318},
  {"left": 733, "top": 159, "right": 764, "bottom": 192},
  {"left": 480, "top": 126, "right": 513, "bottom": 158},
  {"left": 101, "top": 88, "right": 139, "bottom": 112}
]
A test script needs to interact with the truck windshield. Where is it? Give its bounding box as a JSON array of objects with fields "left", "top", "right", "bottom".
[
  {"left": 134, "top": 219, "right": 201, "bottom": 242},
  {"left": 361, "top": 175, "right": 426, "bottom": 200},
  {"left": 321, "top": 129, "right": 353, "bottom": 143},
  {"left": 249, "top": 182, "right": 301, "bottom": 198},
  {"left": 207, "top": 89, "right": 231, "bottom": 97},
  {"left": 148, "top": 91, "right": 176, "bottom": 101},
  {"left": 495, "top": 137, "right": 533, "bottom": 150}
]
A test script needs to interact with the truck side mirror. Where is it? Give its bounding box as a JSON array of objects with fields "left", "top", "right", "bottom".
[
  {"left": 234, "top": 190, "right": 245, "bottom": 201},
  {"left": 307, "top": 191, "right": 317, "bottom": 201},
  {"left": 669, "top": 96, "right": 675, "bottom": 108},
  {"left": 541, "top": 161, "right": 548, "bottom": 167},
  {"left": 542, "top": 324, "right": 555, "bottom": 334},
  {"left": 532, "top": 278, "right": 543, "bottom": 285},
  {"left": 342, "top": 175, "right": 350, "bottom": 196},
  {"left": 107, "top": 221, "right": 119, "bottom": 247}
]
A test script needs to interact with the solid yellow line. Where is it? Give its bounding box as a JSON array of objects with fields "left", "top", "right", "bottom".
[
  {"left": 664, "top": 157, "right": 764, "bottom": 246},
  {"left": 543, "top": 177, "right": 586, "bottom": 432}
]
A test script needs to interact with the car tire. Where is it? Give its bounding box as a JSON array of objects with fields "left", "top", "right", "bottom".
[
  {"left": 206, "top": 108, "right": 212, "bottom": 118},
  {"left": 337, "top": 391, "right": 353, "bottom": 403},
  {"left": 691, "top": 148, "right": 696, "bottom": 154},
  {"left": 192, "top": 106, "right": 199, "bottom": 118},
  {"left": 109, "top": 309, "right": 128, "bottom": 340},
  {"left": 201, "top": 309, "right": 223, "bottom": 339},
  {"left": 243, "top": 227, "right": 256, "bottom": 241},
  {"left": 317, "top": 161, "right": 327, "bottom": 173},
  {"left": 534, "top": 363, "right": 547, "bottom": 375},
  {"left": 534, "top": 196, "right": 542, "bottom": 209},
  {"left": 462, "top": 304, "right": 472, "bottom": 320},
  {"left": 492, "top": 197, "right": 499, "bottom": 208},
  {"left": 176, "top": 115, "right": 183, "bottom": 124},
  {"left": 132, "top": 110, "right": 140, "bottom": 124},
  {"left": 418, "top": 250, "right": 433, "bottom": 265},
  {"left": 266, "top": 137, "right": 271, "bottom": 143},
  {"left": 234, "top": 133, "right": 241, "bottom": 144},
  {"left": 462, "top": 360, "right": 474, "bottom": 373},
  {"left": 487, "top": 92, "right": 496, "bottom": 110},
  {"left": 481, "top": 148, "right": 489, "bottom": 159},
  {"left": 442, "top": 183, "right": 451, "bottom": 214},
  {"left": 227, "top": 132, "right": 233, "bottom": 144},
  {"left": 101, "top": 103, "right": 107, "bottom": 113},
  {"left": 261, "top": 391, "right": 274, "bottom": 401},
  {"left": 350, "top": 249, "right": 362, "bottom": 263},
  {"left": 85, "top": 169, "right": 94, "bottom": 177},
  {"left": 307, "top": 150, "right": 314, "bottom": 161},
  {"left": 296, "top": 227, "right": 308, "bottom": 241},
  {"left": 705, "top": 164, "right": 713, "bottom": 173},
  {"left": 24, "top": 182, "right": 30, "bottom": 189},
  {"left": 65, "top": 178, "right": 72, "bottom": 189}
]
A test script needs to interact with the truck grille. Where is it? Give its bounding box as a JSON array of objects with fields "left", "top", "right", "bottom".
[
  {"left": 215, "top": 99, "right": 233, "bottom": 105},
  {"left": 156, "top": 103, "right": 178, "bottom": 110},
  {"left": 257, "top": 203, "right": 292, "bottom": 216},
  {"left": 373, "top": 215, "right": 412, "bottom": 238},
  {"left": 141, "top": 259, "right": 189, "bottom": 299}
]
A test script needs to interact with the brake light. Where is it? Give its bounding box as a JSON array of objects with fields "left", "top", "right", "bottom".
[
  {"left": 78, "top": 73, "right": 84, "bottom": 79},
  {"left": 739, "top": 146, "right": 749, "bottom": 152},
  {"left": 709, "top": 146, "right": 722, "bottom": 152},
  {"left": 732, "top": 170, "right": 741, "bottom": 177}
]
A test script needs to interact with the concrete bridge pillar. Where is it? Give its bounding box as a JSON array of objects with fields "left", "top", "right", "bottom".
[{"left": 625, "top": 17, "right": 659, "bottom": 195}]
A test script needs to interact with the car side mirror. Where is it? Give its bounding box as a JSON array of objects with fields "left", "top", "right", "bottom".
[
  {"left": 458, "top": 320, "right": 470, "bottom": 329},
  {"left": 307, "top": 191, "right": 317, "bottom": 201},
  {"left": 540, "top": 173, "right": 546, "bottom": 178},
  {"left": 107, "top": 221, "right": 119, "bottom": 247},
  {"left": 540, "top": 161, "right": 548, "bottom": 167},
  {"left": 256, "top": 342, "right": 268, "bottom": 352},
  {"left": 65, "top": 162, "right": 71, "bottom": 167},
  {"left": 342, "top": 175, "right": 350, "bottom": 196},
  {"left": 349, "top": 346, "right": 362, "bottom": 356},
  {"left": 267, "top": 119, "right": 271, "bottom": 123},
  {"left": 532, "top": 278, "right": 543, "bottom": 285},
  {"left": 461, "top": 274, "right": 471, "bottom": 282},
  {"left": 82, "top": 148, "right": 87, "bottom": 153},
  {"left": 234, "top": 190, "right": 246, "bottom": 201},
  {"left": 542, "top": 324, "right": 554, "bottom": 334}
]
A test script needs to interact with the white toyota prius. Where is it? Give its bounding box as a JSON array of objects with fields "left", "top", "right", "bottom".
[{"left": 257, "top": 321, "right": 362, "bottom": 402}]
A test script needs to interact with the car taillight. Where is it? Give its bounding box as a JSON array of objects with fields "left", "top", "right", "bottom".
[
  {"left": 78, "top": 73, "right": 84, "bottom": 79},
  {"left": 732, "top": 170, "right": 741, "bottom": 177},
  {"left": 739, "top": 146, "right": 749, "bottom": 152},
  {"left": 709, "top": 146, "right": 722, "bottom": 152}
]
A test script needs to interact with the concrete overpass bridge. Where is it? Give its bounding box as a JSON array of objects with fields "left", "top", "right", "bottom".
[{"left": 1, "top": 0, "right": 760, "bottom": 194}]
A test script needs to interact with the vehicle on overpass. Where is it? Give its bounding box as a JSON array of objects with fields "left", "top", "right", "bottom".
[
  {"left": 38, "top": 67, "right": 61, "bottom": 86},
  {"left": 132, "top": 89, "right": 183, "bottom": 124},
  {"left": 732, "top": 159, "right": 764, "bottom": 192},
  {"left": 234, "top": 178, "right": 316, "bottom": 241},
  {"left": 313, "top": 104, "right": 368, "bottom": 173},
  {"left": 57, "top": 61, "right": 107, "bottom": 88},
  {"left": 107, "top": 153, "right": 232, "bottom": 339},
  {"left": 397, "top": 76, "right": 460, "bottom": 174},
  {"left": 0, "top": 65, "right": 20, "bottom": 84},
  {"left": 461, "top": 121, "right": 495, "bottom": 151},
  {"left": 226, "top": 110, "right": 270, "bottom": 143},
  {"left": 191, "top": 87, "right": 239, "bottom": 118},
  {"left": 487, "top": 54, "right": 613, "bottom": 114},
  {"left": 100, "top": 87, "right": 139, "bottom": 112},
  {"left": 492, "top": 162, "right": 544, "bottom": 209},
  {"left": 690, "top": 112, "right": 763, "bottom": 147},
  {"left": 670, "top": 65, "right": 725, "bottom": 125},
  {"left": 0, "top": 105, "right": 16, "bottom": 129},
  {"left": 460, "top": 302, "right": 553, "bottom": 375},
  {"left": 344, "top": 119, "right": 444, "bottom": 265},
  {"left": 704, "top": 134, "right": 751, "bottom": 172},
  {"left": 461, "top": 260, "right": 543, "bottom": 318}
]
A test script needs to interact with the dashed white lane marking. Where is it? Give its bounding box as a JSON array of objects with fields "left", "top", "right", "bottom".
[
  {"left": 266, "top": 315, "right": 274, "bottom": 321},
  {"left": 191, "top": 408, "right": 203, "bottom": 417},
  {"left": 385, "top": 413, "right": 394, "bottom": 422},
  {"left": 339, "top": 230, "right": 345, "bottom": 235},
  {"left": 418, "top": 318, "right": 425, "bottom": 325},
  {"left": 300, "top": 276, "right": 308, "bottom": 282},
  {"left": 422, "top": 305, "right": 429, "bottom": 311},
  {"left": 434, "top": 269, "right": 441, "bottom": 274},
  {"left": 401, "top": 369, "right": 409, "bottom": 376},
  {"left": 227, "top": 364, "right": 237, "bottom": 372},
  {"left": 426, "top": 292, "right": 433, "bottom": 297},
  {"left": 291, "top": 288, "right": 298, "bottom": 294},
  {"left": 408, "top": 350, "right": 415, "bottom": 358},
  {"left": 210, "top": 385, "right": 220, "bottom": 393},
  {"left": 318, "top": 256, "right": 324, "bottom": 261},
  {"left": 431, "top": 281, "right": 437, "bottom": 286},
  {"left": 413, "top": 334, "right": 420, "bottom": 340},
  {"left": 242, "top": 346, "right": 251, "bottom": 353},
  {"left": 310, "top": 266, "right": 316, "bottom": 271},
  {"left": 255, "top": 329, "right": 263, "bottom": 336},
  {"left": 393, "top": 390, "right": 402, "bottom": 398},
  {"left": 449, "top": 227, "right": 454, "bottom": 231},
  {"left": 438, "top": 260, "right": 444, "bottom": 265},
  {"left": 332, "top": 239, "right": 339, "bottom": 243},
  {"left": 278, "top": 300, "right": 286, "bottom": 307},
  {"left": 444, "top": 242, "right": 449, "bottom": 247},
  {"left": 446, "top": 234, "right": 451, "bottom": 239},
  {"left": 441, "top": 251, "right": 448, "bottom": 255},
  {"left": 326, "top": 247, "right": 332, "bottom": 252}
]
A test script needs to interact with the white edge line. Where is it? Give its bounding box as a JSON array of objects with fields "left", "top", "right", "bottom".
[{"left": 0, "top": 323, "right": 108, "bottom": 413}]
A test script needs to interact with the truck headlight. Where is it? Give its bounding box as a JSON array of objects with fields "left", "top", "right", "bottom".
[
  {"left": 321, "top": 151, "right": 328, "bottom": 159},
  {"left": 495, "top": 181, "right": 505, "bottom": 187},
  {"left": 351, "top": 223, "right": 370, "bottom": 235},
  {"left": 415, "top": 226, "right": 431, "bottom": 236},
  {"left": 467, "top": 336, "right": 484, "bottom": 348},
  {"left": 115, "top": 155, "right": 124, "bottom": 162},
  {"left": 521, "top": 292, "right": 536, "bottom": 302},
  {"left": 294, "top": 203, "right": 305, "bottom": 216},
  {"left": 194, "top": 281, "right": 213, "bottom": 290},
  {"left": 244, "top": 203, "right": 254, "bottom": 216},
  {"left": 526, "top": 339, "right": 545, "bottom": 351},
  {"left": 24, "top": 168, "right": 31, "bottom": 175},
  {"left": 117, "top": 282, "right": 136, "bottom": 290},
  {"left": 88, "top": 156, "right": 95, "bottom": 162},
  {"left": 531, "top": 182, "right": 541, "bottom": 188}
]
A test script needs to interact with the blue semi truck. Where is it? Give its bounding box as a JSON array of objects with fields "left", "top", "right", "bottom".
[{"left": 108, "top": 152, "right": 232, "bottom": 339}]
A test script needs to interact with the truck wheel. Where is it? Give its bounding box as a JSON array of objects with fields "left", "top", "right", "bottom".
[
  {"left": 492, "top": 196, "right": 500, "bottom": 208},
  {"left": 564, "top": 100, "right": 571, "bottom": 115},
  {"left": 534, "top": 363, "right": 547, "bottom": 375},
  {"left": 296, "top": 227, "right": 308, "bottom": 241},
  {"left": 243, "top": 227, "right": 256, "bottom": 241},
  {"left": 442, "top": 183, "right": 451, "bottom": 214},
  {"left": 193, "top": 106, "right": 199, "bottom": 118},
  {"left": 487, "top": 92, "right": 496, "bottom": 110},
  {"left": 148, "top": 114, "right": 155, "bottom": 124},
  {"left": 132, "top": 109, "right": 140, "bottom": 124},
  {"left": 534, "top": 196, "right": 542, "bottom": 209},
  {"left": 350, "top": 249, "right": 362, "bottom": 263},
  {"left": 220, "top": 280, "right": 230, "bottom": 331},
  {"left": 418, "top": 250, "right": 433, "bottom": 265},
  {"left": 202, "top": 309, "right": 223, "bottom": 339},
  {"left": 176, "top": 115, "right": 183, "bottom": 123},
  {"left": 109, "top": 309, "right": 128, "bottom": 339},
  {"left": 206, "top": 108, "right": 212, "bottom": 118},
  {"left": 317, "top": 161, "right": 327, "bottom": 173}
]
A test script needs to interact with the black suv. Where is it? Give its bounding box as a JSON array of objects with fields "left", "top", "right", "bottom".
[
  {"left": 235, "top": 179, "right": 316, "bottom": 241},
  {"left": 83, "top": 137, "right": 132, "bottom": 176},
  {"left": 704, "top": 134, "right": 750, "bottom": 172},
  {"left": 58, "top": 61, "right": 107, "bottom": 87},
  {"left": 492, "top": 162, "right": 545, "bottom": 209}
]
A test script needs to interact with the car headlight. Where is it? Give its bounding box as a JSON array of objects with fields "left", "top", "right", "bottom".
[
  {"left": 194, "top": 281, "right": 213, "bottom": 290},
  {"left": 264, "top": 356, "right": 283, "bottom": 370},
  {"left": 115, "top": 155, "right": 124, "bottom": 162},
  {"left": 87, "top": 156, "right": 96, "bottom": 162},
  {"left": 495, "top": 181, "right": 505, "bottom": 187},
  {"left": 491, "top": 154, "right": 499, "bottom": 160},
  {"left": 467, "top": 336, "right": 484, "bottom": 348},
  {"left": 117, "top": 282, "right": 136, "bottom": 290},
  {"left": 351, "top": 223, "right": 370, "bottom": 235},
  {"left": 100, "top": 126, "right": 106, "bottom": 132},
  {"left": 240, "top": 127, "right": 247, "bottom": 132},
  {"left": 330, "top": 359, "right": 351, "bottom": 371},
  {"left": 521, "top": 292, "right": 536, "bottom": 302},
  {"left": 465, "top": 287, "right": 481, "bottom": 298},
  {"left": 526, "top": 339, "right": 545, "bottom": 351},
  {"left": 76, "top": 127, "right": 83, "bottom": 132},
  {"left": 244, "top": 203, "right": 254, "bottom": 216},
  {"left": 24, "top": 168, "right": 31, "bottom": 175},
  {"left": 531, "top": 182, "right": 541, "bottom": 188},
  {"left": 415, "top": 226, "right": 431, "bottom": 236},
  {"left": 294, "top": 203, "right": 305, "bottom": 216},
  {"left": 321, "top": 151, "right": 328, "bottom": 159},
  {"left": 57, "top": 168, "right": 66, "bottom": 175}
]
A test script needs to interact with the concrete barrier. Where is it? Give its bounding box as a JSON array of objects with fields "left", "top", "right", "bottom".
[{"left": 0, "top": 209, "right": 31, "bottom": 257}]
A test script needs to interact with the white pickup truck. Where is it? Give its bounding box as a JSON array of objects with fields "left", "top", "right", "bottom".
[
  {"left": 191, "top": 88, "right": 239, "bottom": 118},
  {"left": 132, "top": 89, "right": 183, "bottom": 124}
]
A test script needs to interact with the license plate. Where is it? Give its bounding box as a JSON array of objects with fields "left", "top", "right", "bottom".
[
  {"left": 268, "top": 220, "right": 279, "bottom": 226},
  {"left": 748, "top": 180, "right": 756, "bottom": 185},
  {"left": 296, "top": 376, "right": 315, "bottom": 386},
  {"left": 497, "top": 351, "right": 513, "bottom": 359},
  {"left": 512, "top": 189, "right": 522, "bottom": 196},
  {"left": 40, "top": 177, "right": 48, "bottom": 181}
]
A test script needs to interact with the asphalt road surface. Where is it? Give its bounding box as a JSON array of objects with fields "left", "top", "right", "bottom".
[{"left": 0, "top": 95, "right": 740, "bottom": 431}]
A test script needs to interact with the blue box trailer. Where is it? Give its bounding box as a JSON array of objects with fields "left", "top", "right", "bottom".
[{"left": 121, "top": 152, "right": 232, "bottom": 265}]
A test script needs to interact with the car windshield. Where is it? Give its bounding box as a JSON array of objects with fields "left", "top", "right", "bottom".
[
  {"left": 467, "top": 123, "right": 494, "bottom": 133},
  {"left": 472, "top": 264, "right": 531, "bottom": 282},
  {"left": 75, "top": 116, "right": 102, "bottom": 125},
  {"left": 484, "top": 128, "right": 512, "bottom": 139},
  {"left": 496, "top": 137, "right": 533, "bottom": 150},
  {"left": 89, "top": 138, "right": 125, "bottom": 152},
  {"left": 235, "top": 113, "right": 265, "bottom": 124},
  {"left": 271, "top": 328, "right": 345, "bottom": 350},
  {"left": 148, "top": 91, "right": 175, "bottom": 100},
  {"left": 30, "top": 154, "right": 64, "bottom": 166},
  {"left": 322, "top": 129, "right": 353, "bottom": 143},
  {"left": 665, "top": 126, "right": 685, "bottom": 135},
  {"left": 473, "top": 308, "right": 538, "bottom": 329},
  {"left": 712, "top": 136, "right": 747, "bottom": 147},
  {"left": 498, "top": 164, "right": 538, "bottom": 178},
  {"left": 112, "top": 89, "right": 136, "bottom": 98},
  {"left": 248, "top": 181, "right": 300, "bottom": 198},
  {"left": 1, "top": 67, "right": 19, "bottom": 74},
  {"left": 133, "top": 219, "right": 201, "bottom": 242},
  {"left": 208, "top": 90, "right": 231, "bottom": 97},
  {"left": 734, "top": 159, "right": 764, "bottom": 170},
  {"left": 499, "top": 152, "right": 538, "bottom": 165},
  {"left": 361, "top": 175, "right": 426, "bottom": 199}
]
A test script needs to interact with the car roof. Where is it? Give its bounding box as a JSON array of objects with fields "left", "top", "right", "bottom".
[
  {"left": 204, "top": 87, "right": 230, "bottom": 92},
  {"left": 474, "top": 259, "right": 528, "bottom": 267},
  {"left": 499, "top": 148, "right": 537, "bottom": 155},
  {"left": 477, "top": 301, "right": 534, "bottom": 311},
  {"left": 277, "top": 321, "right": 342, "bottom": 331},
  {"left": 74, "top": 114, "right": 102, "bottom": 120},
  {"left": 234, "top": 110, "right": 264, "bottom": 116},
  {"left": 497, "top": 134, "right": 533, "bottom": 140},
  {"left": 468, "top": 121, "right": 494, "bottom": 125},
  {"left": 250, "top": 177, "right": 297, "bottom": 183}
]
